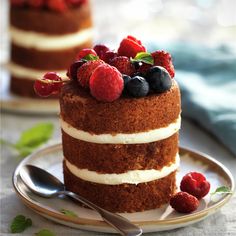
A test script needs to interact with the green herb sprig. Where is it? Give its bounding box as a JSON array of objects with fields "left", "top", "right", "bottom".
[{"left": 1, "top": 122, "right": 53, "bottom": 157}]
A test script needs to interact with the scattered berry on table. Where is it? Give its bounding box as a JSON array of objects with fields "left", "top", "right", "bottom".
[
  {"left": 76, "top": 48, "right": 97, "bottom": 60},
  {"left": 151, "top": 50, "right": 175, "bottom": 78},
  {"left": 34, "top": 72, "right": 62, "bottom": 97},
  {"left": 170, "top": 192, "right": 199, "bottom": 213},
  {"left": 110, "top": 56, "right": 135, "bottom": 76},
  {"left": 77, "top": 60, "right": 105, "bottom": 88},
  {"left": 126, "top": 76, "right": 149, "bottom": 98},
  {"left": 180, "top": 172, "right": 211, "bottom": 199},
  {"left": 146, "top": 66, "right": 172, "bottom": 93},
  {"left": 90, "top": 64, "right": 124, "bottom": 102},
  {"left": 67, "top": 59, "right": 87, "bottom": 80},
  {"left": 118, "top": 36, "right": 146, "bottom": 58}
]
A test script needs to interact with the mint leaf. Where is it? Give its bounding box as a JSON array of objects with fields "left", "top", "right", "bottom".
[
  {"left": 131, "top": 52, "right": 154, "bottom": 65},
  {"left": 211, "top": 186, "right": 232, "bottom": 196},
  {"left": 83, "top": 54, "right": 99, "bottom": 61},
  {"left": 13, "top": 123, "right": 54, "bottom": 157},
  {"left": 35, "top": 229, "right": 55, "bottom": 236},
  {"left": 60, "top": 209, "right": 78, "bottom": 217},
  {"left": 10, "top": 215, "right": 32, "bottom": 233}
]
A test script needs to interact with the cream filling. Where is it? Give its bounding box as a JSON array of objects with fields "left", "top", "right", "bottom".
[
  {"left": 65, "top": 153, "right": 180, "bottom": 185},
  {"left": 60, "top": 115, "right": 181, "bottom": 144},
  {"left": 8, "top": 62, "right": 67, "bottom": 80},
  {"left": 10, "top": 26, "right": 93, "bottom": 50}
]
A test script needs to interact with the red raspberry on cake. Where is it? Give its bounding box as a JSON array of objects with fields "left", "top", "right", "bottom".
[
  {"left": 77, "top": 60, "right": 104, "bottom": 88},
  {"left": 151, "top": 50, "right": 175, "bottom": 78},
  {"left": 118, "top": 36, "right": 146, "bottom": 58},
  {"left": 170, "top": 192, "right": 199, "bottom": 213},
  {"left": 110, "top": 56, "right": 135, "bottom": 76},
  {"left": 180, "top": 172, "right": 210, "bottom": 199},
  {"left": 47, "top": 0, "right": 68, "bottom": 12},
  {"left": 66, "top": 0, "right": 87, "bottom": 7},
  {"left": 90, "top": 64, "right": 124, "bottom": 102},
  {"left": 76, "top": 48, "right": 97, "bottom": 60},
  {"left": 93, "top": 44, "right": 110, "bottom": 58}
]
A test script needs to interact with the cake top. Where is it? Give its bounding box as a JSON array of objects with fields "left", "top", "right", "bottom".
[
  {"left": 10, "top": 0, "right": 88, "bottom": 12},
  {"left": 34, "top": 35, "right": 176, "bottom": 102}
]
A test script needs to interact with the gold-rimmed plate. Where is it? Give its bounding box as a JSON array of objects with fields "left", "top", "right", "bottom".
[{"left": 12, "top": 144, "right": 234, "bottom": 234}]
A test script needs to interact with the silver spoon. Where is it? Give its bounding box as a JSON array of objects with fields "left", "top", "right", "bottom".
[{"left": 20, "top": 165, "right": 142, "bottom": 236}]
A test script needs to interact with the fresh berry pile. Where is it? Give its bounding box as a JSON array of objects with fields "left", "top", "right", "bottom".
[
  {"left": 34, "top": 35, "right": 176, "bottom": 102},
  {"left": 170, "top": 172, "right": 210, "bottom": 213},
  {"left": 10, "top": 0, "right": 87, "bottom": 11}
]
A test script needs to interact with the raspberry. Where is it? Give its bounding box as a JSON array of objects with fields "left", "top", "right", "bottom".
[
  {"left": 77, "top": 60, "right": 104, "bottom": 88},
  {"left": 28, "top": 0, "right": 45, "bottom": 8},
  {"left": 11, "top": 0, "right": 26, "bottom": 6},
  {"left": 47, "top": 0, "right": 68, "bottom": 12},
  {"left": 76, "top": 48, "right": 97, "bottom": 60},
  {"left": 34, "top": 72, "right": 62, "bottom": 97},
  {"left": 110, "top": 56, "right": 135, "bottom": 76},
  {"left": 137, "top": 62, "right": 152, "bottom": 75},
  {"left": 180, "top": 172, "right": 210, "bottom": 199},
  {"left": 151, "top": 50, "right": 175, "bottom": 78},
  {"left": 90, "top": 64, "right": 124, "bottom": 102},
  {"left": 93, "top": 44, "right": 110, "bottom": 58},
  {"left": 118, "top": 35, "right": 146, "bottom": 58},
  {"left": 101, "top": 51, "right": 118, "bottom": 63},
  {"left": 170, "top": 192, "right": 199, "bottom": 213}
]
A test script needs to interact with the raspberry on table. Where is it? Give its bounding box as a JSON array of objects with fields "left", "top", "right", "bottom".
[
  {"left": 180, "top": 172, "right": 210, "bottom": 199},
  {"left": 170, "top": 192, "right": 199, "bottom": 213},
  {"left": 110, "top": 56, "right": 135, "bottom": 76},
  {"left": 151, "top": 50, "right": 175, "bottom": 78},
  {"left": 77, "top": 60, "right": 104, "bottom": 88},
  {"left": 118, "top": 36, "right": 146, "bottom": 58},
  {"left": 89, "top": 64, "right": 124, "bottom": 102}
]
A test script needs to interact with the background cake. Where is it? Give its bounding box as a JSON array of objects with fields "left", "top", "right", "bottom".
[
  {"left": 9, "top": 0, "right": 93, "bottom": 97},
  {"left": 35, "top": 36, "right": 181, "bottom": 212}
]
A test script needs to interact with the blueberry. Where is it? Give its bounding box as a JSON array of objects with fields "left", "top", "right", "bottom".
[
  {"left": 126, "top": 76, "right": 149, "bottom": 97},
  {"left": 146, "top": 66, "right": 172, "bottom": 93},
  {"left": 122, "top": 74, "right": 132, "bottom": 87}
]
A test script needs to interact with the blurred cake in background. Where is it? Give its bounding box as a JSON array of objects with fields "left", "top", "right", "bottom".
[{"left": 9, "top": 0, "right": 93, "bottom": 97}]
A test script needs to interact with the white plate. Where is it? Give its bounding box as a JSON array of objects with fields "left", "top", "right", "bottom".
[
  {"left": 0, "top": 66, "right": 59, "bottom": 115},
  {"left": 13, "top": 144, "right": 234, "bottom": 234}
]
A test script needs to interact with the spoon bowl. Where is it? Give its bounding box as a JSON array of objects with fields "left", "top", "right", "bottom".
[
  {"left": 20, "top": 165, "right": 142, "bottom": 236},
  {"left": 20, "top": 165, "right": 65, "bottom": 197}
]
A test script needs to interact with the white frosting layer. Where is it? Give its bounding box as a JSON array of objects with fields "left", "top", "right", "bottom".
[
  {"left": 65, "top": 153, "right": 180, "bottom": 185},
  {"left": 10, "top": 26, "right": 93, "bottom": 50},
  {"left": 8, "top": 63, "right": 67, "bottom": 80},
  {"left": 60, "top": 115, "right": 181, "bottom": 144}
]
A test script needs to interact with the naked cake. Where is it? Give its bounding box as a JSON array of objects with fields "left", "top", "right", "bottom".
[
  {"left": 9, "top": 0, "right": 93, "bottom": 97},
  {"left": 34, "top": 36, "right": 181, "bottom": 212}
]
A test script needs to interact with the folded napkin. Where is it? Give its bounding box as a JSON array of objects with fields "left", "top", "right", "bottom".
[{"left": 148, "top": 42, "right": 236, "bottom": 156}]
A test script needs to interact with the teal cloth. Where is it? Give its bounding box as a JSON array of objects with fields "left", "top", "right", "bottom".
[{"left": 149, "top": 42, "right": 236, "bottom": 156}]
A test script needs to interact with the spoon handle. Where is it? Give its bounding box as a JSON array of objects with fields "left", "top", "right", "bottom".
[{"left": 64, "top": 191, "right": 142, "bottom": 236}]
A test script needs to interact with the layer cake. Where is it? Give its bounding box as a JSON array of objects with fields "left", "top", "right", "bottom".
[{"left": 9, "top": 0, "right": 93, "bottom": 97}]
